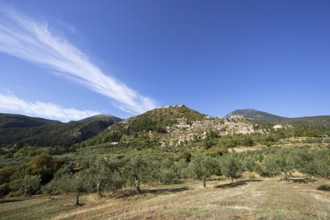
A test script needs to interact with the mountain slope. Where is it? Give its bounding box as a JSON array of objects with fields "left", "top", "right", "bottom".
[
  {"left": 227, "top": 109, "right": 330, "bottom": 127},
  {"left": 288, "top": 116, "right": 330, "bottom": 127},
  {"left": 0, "top": 113, "right": 122, "bottom": 147},
  {"left": 0, "top": 113, "right": 60, "bottom": 129},
  {"left": 226, "top": 109, "right": 288, "bottom": 123}
]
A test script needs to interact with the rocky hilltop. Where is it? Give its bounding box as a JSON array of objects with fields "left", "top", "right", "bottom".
[{"left": 86, "top": 105, "right": 266, "bottom": 147}]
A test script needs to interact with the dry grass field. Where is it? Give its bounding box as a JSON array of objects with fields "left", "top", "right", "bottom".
[{"left": 1, "top": 177, "right": 329, "bottom": 220}]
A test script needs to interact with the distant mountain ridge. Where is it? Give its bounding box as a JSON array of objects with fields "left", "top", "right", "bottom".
[
  {"left": 226, "top": 109, "right": 288, "bottom": 123},
  {"left": 227, "top": 109, "right": 330, "bottom": 127},
  {"left": 0, "top": 113, "right": 60, "bottom": 129},
  {"left": 0, "top": 113, "right": 122, "bottom": 147}
]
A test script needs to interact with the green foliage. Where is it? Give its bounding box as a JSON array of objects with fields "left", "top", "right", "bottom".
[
  {"left": 42, "top": 179, "right": 59, "bottom": 198},
  {"left": 259, "top": 148, "right": 294, "bottom": 180},
  {"left": 175, "top": 159, "right": 190, "bottom": 179},
  {"left": 11, "top": 175, "right": 42, "bottom": 196},
  {"left": 124, "top": 154, "right": 156, "bottom": 185},
  {"left": 89, "top": 156, "right": 125, "bottom": 196},
  {"left": 156, "top": 158, "right": 177, "bottom": 184},
  {"left": 215, "top": 135, "right": 255, "bottom": 148},
  {"left": 128, "top": 117, "right": 166, "bottom": 133},
  {"left": 203, "top": 139, "right": 214, "bottom": 150},
  {"left": 188, "top": 154, "right": 218, "bottom": 187},
  {"left": 0, "top": 165, "right": 16, "bottom": 197},
  {"left": 0, "top": 183, "right": 10, "bottom": 197},
  {"left": 254, "top": 146, "right": 330, "bottom": 179},
  {"left": 292, "top": 148, "right": 319, "bottom": 177},
  {"left": 26, "top": 155, "right": 63, "bottom": 184},
  {"left": 314, "top": 150, "right": 330, "bottom": 179},
  {"left": 206, "top": 130, "right": 219, "bottom": 139},
  {"left": 52, "top": 167, "right": 93, "bottom": 205},
  {"left": 259, "top": 156, "right": 281, "bottom": 177},
  {"left": 241, "top": 153, "right": 260, "bottom": 172},
  {"left": 220, "top": 153, "right": 244, "bottom": 181},
  {"left": 0, "top": 166, "right": 16, "bottom": 185},
  {"left": 241, "top": 136, "right": 254, "bottom": 147},
  {"left": 217, "top": 136, "right": 238, "bottom": 148},
  {"left": 23, "top": 175, "right": 42, "bottom": 196},
  {"left": 179, "top": 151, "right": 192, "bottom": 163},
  {"left": 54, "top": 174, "right": 72, "bottom": 195},
  {"left": 13, "top": 146, "right": 48, "bottom": 157}
]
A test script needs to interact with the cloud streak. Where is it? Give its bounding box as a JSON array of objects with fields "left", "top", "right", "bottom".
[
  {"left": 0, "top": 7, "right": 156, "bottom": 115},
  {"left": 0, "top": 92, "right": 100, "bottom": 122}
]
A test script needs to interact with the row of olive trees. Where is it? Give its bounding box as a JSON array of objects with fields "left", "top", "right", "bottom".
[
  {"left": 185, "top": 153, "right": 244, "bottom": 187},
  {"left": 5, "top": 147, "right": 328, "bottom": 203},
  {"left": 241, "top": 147, "right": 330, "bottom": 180},
  {"left": 42, "top": 152, "right": 247, "bottom": 204}
]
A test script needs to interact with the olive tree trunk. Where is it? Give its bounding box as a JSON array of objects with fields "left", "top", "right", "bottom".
[
  {"left": 75, "top": 190, "right": 81, "bottom": 205},
  {"left": 135, "top": 180, "right": 141, "bottom": 194},
  {"left": 202, "top": 177, "right": 206, "bottom": 188}
]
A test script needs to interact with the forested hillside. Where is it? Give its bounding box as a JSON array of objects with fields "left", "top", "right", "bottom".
[{"left": 0, "top": 113, "right": 122, "bottom": 147}]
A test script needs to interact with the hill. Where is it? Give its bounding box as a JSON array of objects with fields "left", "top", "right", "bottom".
[
  {"left": 0, "top": 113, "right": 122, "bottom": 147},
  {"left": 227, "top": 109, "right": 330, "bottom": 127},
  {"left": 83, "top": 105, "right": 264, "bottom": 148}
]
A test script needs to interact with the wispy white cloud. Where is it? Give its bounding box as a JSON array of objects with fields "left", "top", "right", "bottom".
[
  {"left": 0, "top": 91, "right": 100, "bottom": 122},
  {"left": 0, "top": 7, "right": 157, "bottom": 115}
]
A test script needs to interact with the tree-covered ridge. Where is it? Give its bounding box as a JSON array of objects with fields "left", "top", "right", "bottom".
[
  {"left": 0, "top": 113, "right": 122, "bottom": 147},
  {"left": 0, "top": 113, "right": 60, "bottom": 129}
]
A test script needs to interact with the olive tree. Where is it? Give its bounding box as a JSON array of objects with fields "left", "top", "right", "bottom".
[
  {"left": 123, "top": 154, "right": 162, "bottom": 193},
  {"left": 52, "top": 166, "right": 92, "bottom": 205},
  {"left": 72, "top": 170, "right": 92, "bottom": 205},
  {"left": 259, "top": 149, "right": 294, "bottom": 180},
  {"left": 11, "top": 175, "right": 42, "bottom": 197},
  {"left": 156, "top": 158, "right": 177, "bottom": 184},
  {"left": 89, "top": 156, "right": 125, "bottom": 197},
  {"left": 124, "top": 155, "right": 150, "bottom": 193},
  {"left": 220, "top": 153, "right": 244, "bottom": 182},
  {"left": 188, "top": 154, "right": 217, "bottom": 187}
]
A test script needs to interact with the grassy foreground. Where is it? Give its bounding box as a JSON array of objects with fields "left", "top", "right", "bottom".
[{"left": 0, "top": 178, "right": 329, "bottom": 220}]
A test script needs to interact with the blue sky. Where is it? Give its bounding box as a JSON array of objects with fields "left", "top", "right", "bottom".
[{"left": 0, "top": 0, "right": 329, "bottom": 121}]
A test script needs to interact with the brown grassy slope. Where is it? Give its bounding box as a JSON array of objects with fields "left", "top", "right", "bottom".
[
  {"left": 55, "top": 178, "right": 329, "bottom": 220},
  {"left": 1, "top": 178, "right": 329, "bottom": 220},
  {"left": 0, "top": 195, "right": 75, "bottom": 220}
]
